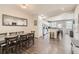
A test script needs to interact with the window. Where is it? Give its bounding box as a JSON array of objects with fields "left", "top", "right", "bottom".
[
  {"left": 66, "top": 20, "right": 73, "bottom": 29},
  {"left": 57, "top": 23, "right": 62, "bottom": 28},
  {"left": 49, "top": 22, "right": 56, "bottom": 28}
]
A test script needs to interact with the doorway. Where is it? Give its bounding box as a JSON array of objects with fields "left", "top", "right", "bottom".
[{"left": 42, "top": 24, "right": 48, "bottom": 40}]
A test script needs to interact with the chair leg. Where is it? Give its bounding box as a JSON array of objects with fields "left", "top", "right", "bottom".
[
  {"left": 1, "top": 47, "right": 6, "bottom": 54},
  {"left": 0, "top": 47, "right": 3, "bottom": 54},
  {"left": 16, "top": 44, "right": 21, "bottom": 54},
  {"left": 32, "top": 39, "right": 34, "bottom": 47}
]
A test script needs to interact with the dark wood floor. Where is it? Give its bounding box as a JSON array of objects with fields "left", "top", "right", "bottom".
[{"left": 22, "top": 35, "right": 71, "bottom": 54}]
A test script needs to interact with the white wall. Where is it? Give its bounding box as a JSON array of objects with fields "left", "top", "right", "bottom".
[
  {"left": 72, "top": 5, "right": 79, "bottom": 54},
  {"left": 73, "top": 5, "right": 79, "bottom": 41},
  {"left": 37, "top": 16, "right": 49, "bottom": 38},
  {"left": 0, "top": 5, "right": 34, "bottom": 34}
]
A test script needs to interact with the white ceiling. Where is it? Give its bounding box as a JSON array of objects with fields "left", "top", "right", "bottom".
[
  {"left": 0, "top": 4, "right": 77, "bottom": 17},
  {"left": 16, "top": 4, "right": 76, "bottom": 17}
]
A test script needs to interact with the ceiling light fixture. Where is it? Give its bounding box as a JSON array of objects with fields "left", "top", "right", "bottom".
[{"left": 20, "top": 4, "right": 29, "bottom": 9}]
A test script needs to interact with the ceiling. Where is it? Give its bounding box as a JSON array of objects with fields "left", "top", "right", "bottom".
[
  {"left": 0, "top": 4, "right": 77, "bottom": 18},
  {"left": 16, "top": 4, "right": 76, "bottom": 17}
]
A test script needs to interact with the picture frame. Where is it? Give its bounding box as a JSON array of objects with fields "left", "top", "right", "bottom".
[{"left": 34, "top": 20, "right": 37, "bottom": 26}]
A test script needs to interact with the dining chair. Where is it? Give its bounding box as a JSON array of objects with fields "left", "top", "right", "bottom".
[
  {"left": 20, "top": 34, "right": 28, "bottom": 50},
  {"left": 5, "top": 36, "right": 18, "bottom": 54},
  {"left": 27, "top": 33, "right": 34, "bottom": 48},
  {"left": 0, "top": 40, "right": 7, "bottom": 54},
  {"left": 0, "top": 34, "right": 7, "bottom": 54}
]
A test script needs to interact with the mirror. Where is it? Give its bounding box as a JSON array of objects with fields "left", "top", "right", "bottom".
[{"left": 2, "top": 14, "right": 27, "bottom": 26}]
